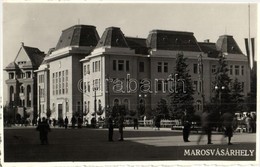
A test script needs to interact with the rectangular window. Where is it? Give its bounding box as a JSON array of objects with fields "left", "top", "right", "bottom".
[
  {"left": 84, "top": 65, "right": 86, "bottom": 75},
  {"left": 84, "top": 82, "right": 86, "bottom": 93},
  {"left": 113, "top": 60, "right": 117, "bottom": 71},
  {"left": 53, "top": 73, "right": 55, "bottom": 95},
  {"left": 98, "top": 61, "right": 101, "bottom": 72},
  {"left": 87, "top": 82, "right": 90, "bottom": 92},
  {"left": 66, "top": 70, "right": 68, "bottom": 94},
  {"left": 158, "top": 62, "right": 162, "bottom": 73},
  {"left": 92, "top": 62, "right": 95, "bottom": 72},
  {"left": 118, "top": 60, "right": 124, "bottom": 71},
  {"left": 164, "top": 62, "right": 168, "bottom": 73},
  {"left": 229, "top": 65, "right": 233, "bottom": 75},
  {"left": 139, "top": 62, "right": 144, "bottom": 72},
  {"left": 126, "top": 60, "right": 129, "bottom": 71},
  {"left": 193, "top": 81, "right": 198, "bottom": 91},
  {"left": 157, "top": 80, "right": 163, "bottom": 91},
  {"left": 193, "top": 64, "right": 198, "bottom": 74},
  {"left": 62, "top": 71, "right": 65, "bottom": 94},
  {"left": 241, "top": 66, "right": 244, "bottom": 76},
  {"left": 56, "top": 72, "right": 58, "bottom": 95},
  {"left": 95, "top": 61, "right": 98, "bottom": 72},
  {"left": 235, "top": 65, "right": 240, "bottom": 75},
  {"left": 211, "top": 65, "right": 216, "bottom": 73},
  {"left": 59, "top": 72, "right": 61, "bottom": 94},
  {"left": 87, "top": 64, "right": 90, "bottom": 74}
]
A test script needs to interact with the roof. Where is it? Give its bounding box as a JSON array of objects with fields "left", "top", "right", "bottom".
[
  {"left": 146, "top": 30, "right": 201, "bottom": 52},
  {"left": 55, "top": 25, "right": 100, "bottom": 51},
  {"left": 125, "top": 37, "right": 148, "bottom": 54},
  {"left": 5, "top": 62, "right": 19, "bottom": 70},
  {"left": 41, "top": 47, "right": 55, "bottom": 65},
  {"left": 216, "top": 35, "right": 243, "bottom": 54},
  {"left": 23, "top": 46, "right": 45, "bottom": 67},
  {"left": 198, "top": 42, "right": 220, "bottom": 58},
  {"left": 96, "top": 27, "right": 129, "bottom": 48}
]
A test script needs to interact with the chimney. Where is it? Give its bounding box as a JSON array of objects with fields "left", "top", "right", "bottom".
[
  {"left": 21, "top": 42, "right": 24, "bottom": 46},
  {"left": 204, "top": 39, "right": 210, "bottom": 43}
]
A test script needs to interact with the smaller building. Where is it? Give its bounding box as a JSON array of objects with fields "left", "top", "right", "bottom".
[{"left": 4, "top": 42, "right": 45, "bottom": 121}]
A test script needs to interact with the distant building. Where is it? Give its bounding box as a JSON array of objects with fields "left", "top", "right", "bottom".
[{"left": 4, "top": 42, "right": 45, "bottom": 120}]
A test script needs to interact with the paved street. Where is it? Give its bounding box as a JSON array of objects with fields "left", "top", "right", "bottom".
[{"left": 3, "top": 126, "right": 256, "bottom": 162}]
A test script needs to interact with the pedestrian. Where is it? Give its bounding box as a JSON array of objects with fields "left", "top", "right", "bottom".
[
  {"left": 155, "top": 115, "right": 161, "bottom": 130},
  {"left": 78, "top": 117, "right": 82, "bottom": 128},
  {"left": 91, "top": 117, "right": 96, "bottom": 128},
  {"left": 133, "top": 117, "right": 138, "bottom": 130},
  {"left": 197, "top": 110, "right": 213, "bottom": 145},
  {"left": 71, "top": 115, "right": 76, "bottom": 129},
  {"left": 108, "top": 115, "right": 114, "bottom": 141},
  {"left": 221, "top": 112, "right": 234, "bottom": 145},
  {"left": 36, "top": 117, "right": 51, "bottom": 145},
  {"left": 118, "top": 115, "right": 124, "bottom": 141},
  {"left": 244, "top": 113, "right": 252, "bottom": 133},
  {"left": 64, "top": 116, "right": 69, "bottom": 129},
  {"left": 183, "top": 118, "right": 191, "bottom": 142}
]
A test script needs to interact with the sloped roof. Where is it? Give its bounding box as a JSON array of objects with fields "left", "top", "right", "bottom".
[
  {"left": 198, "top": 42, "right": 220, "bottom": 58},
  {"left": 55, "top": 25, "right": 100, "bottom": 51},
  {"left": 146, "top": 30, "right": 201, "bottom": 52},
  {"left": 41, "top": 47, "right": 55, "bottom": 65},
  {"left": 5, "top": 62, "right": 19, "bottom": 70},
  {"left": 23, "top": 46, "right": 45, "bottom": 67},
  {"left": 96, "top": 27, "right": 129, "bottom": 48},
  {"left": 216, "top": 35, "right": 243, "bottom": 54},
  {"left": 125, "top": 37, "right": 148, "bottom": 54}
]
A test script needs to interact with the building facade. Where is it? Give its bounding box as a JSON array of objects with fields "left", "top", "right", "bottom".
[
  {"left": 27, "top": 24, "right": 250, "bottom": 123},
  {"left": 81, "top": 26, "right": 250, "bottom": 123},
  {"left": 36, "top": 25, "right": 100, "bottom": 122},
  {"left": 4, "top": 42, "right": 45, "bottom": 120}
]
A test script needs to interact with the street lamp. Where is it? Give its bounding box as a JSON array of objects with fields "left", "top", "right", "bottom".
[
  {"left": 214, "top": 85, "right": 225, "bottom": 116},
  {"left": 93, "top": 86, "right": 98, "bottom": 122}
]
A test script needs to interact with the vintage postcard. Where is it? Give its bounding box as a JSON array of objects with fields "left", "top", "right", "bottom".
[{"left": 0, "top": 0, "right": 259, "bottom": 167}]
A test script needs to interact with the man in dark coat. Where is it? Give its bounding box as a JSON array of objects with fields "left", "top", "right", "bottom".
[
  {"left": 118, "top": 115, "right": 124, "bottom": 141},
  {"left": 221, "top": 112, "right": 234, "bottom": 145},
  {"left": 108, "top": 115, "right": 114, "bottom": 141},
  {"left": 133, "top": 117, "right": 139, "bottom": 130},
  {"left": 183, "top": 120, "right": 191, "bottom": 142},
  {"left": 197, "top": 111, "right": 213, "bottom": 144},
  {"left": 64, "top": 116, "right": 69, "bottom": 129},
  {"left": 36, "top": 117, "right": 51, "bottom": 145}
]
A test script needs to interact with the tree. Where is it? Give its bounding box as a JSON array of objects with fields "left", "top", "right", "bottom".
[
  {"left": 169, "top": 53, "right": 195, "bottom": 120},
  {"left": 156, "top": 99, "right": 169, "bottom": 119},
  {"left": 230, "top": 78, "right": 244, "bottom": 113},
  {"left": 211, "top": 54, "right": 232, "bottom": 115}
]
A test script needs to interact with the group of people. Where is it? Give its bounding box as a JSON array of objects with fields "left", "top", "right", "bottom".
[{"left": 183, "top": 110, "right": 237, "bottom": 145}]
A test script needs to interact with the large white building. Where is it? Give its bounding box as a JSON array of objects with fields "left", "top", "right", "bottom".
[{"left": 31, "top": 24, "right": 250, "bottom": 123}]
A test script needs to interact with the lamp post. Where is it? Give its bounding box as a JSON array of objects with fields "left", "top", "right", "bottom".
[
  {"left": 93, "top": 86, "right": 98, "bottom": 122},
  {"left": 214, "top": 85, "right": 225, "bottom": 116}
]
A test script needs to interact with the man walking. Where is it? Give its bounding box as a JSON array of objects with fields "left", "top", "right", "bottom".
[
  {"left": 197, "top": 110, "right": 213, "bottom": 145},
  {"left": 108, "top": 115, "right": 114, "bottom": 141},
  {"left": 221, "top": 112, "right": 234, "bottom": 145},
  {"left": 36, "top": 117, "right": 51, "bottom": 145},
  {"left": 64, "top": 116, "right": 68, "bottom": 129}
]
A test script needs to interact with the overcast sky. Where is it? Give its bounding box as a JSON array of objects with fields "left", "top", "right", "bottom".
[{"left": 1, "top": 2, "right": 258, "bottom": 103}]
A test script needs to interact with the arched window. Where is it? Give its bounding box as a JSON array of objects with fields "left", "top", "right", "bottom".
[
  {"left": 113, "top": 99, "right": 119, "bottom": 106},
  {"left": 20, "top": 86, "right": 24, "bottom": 93},
  {"left": 27, "top": 85, "right": 31, "bottom": 107}
]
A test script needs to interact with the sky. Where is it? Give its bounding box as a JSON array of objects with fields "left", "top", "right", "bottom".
[{"left": 1, "top": 2, "right": 258, "bottom": 104}]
